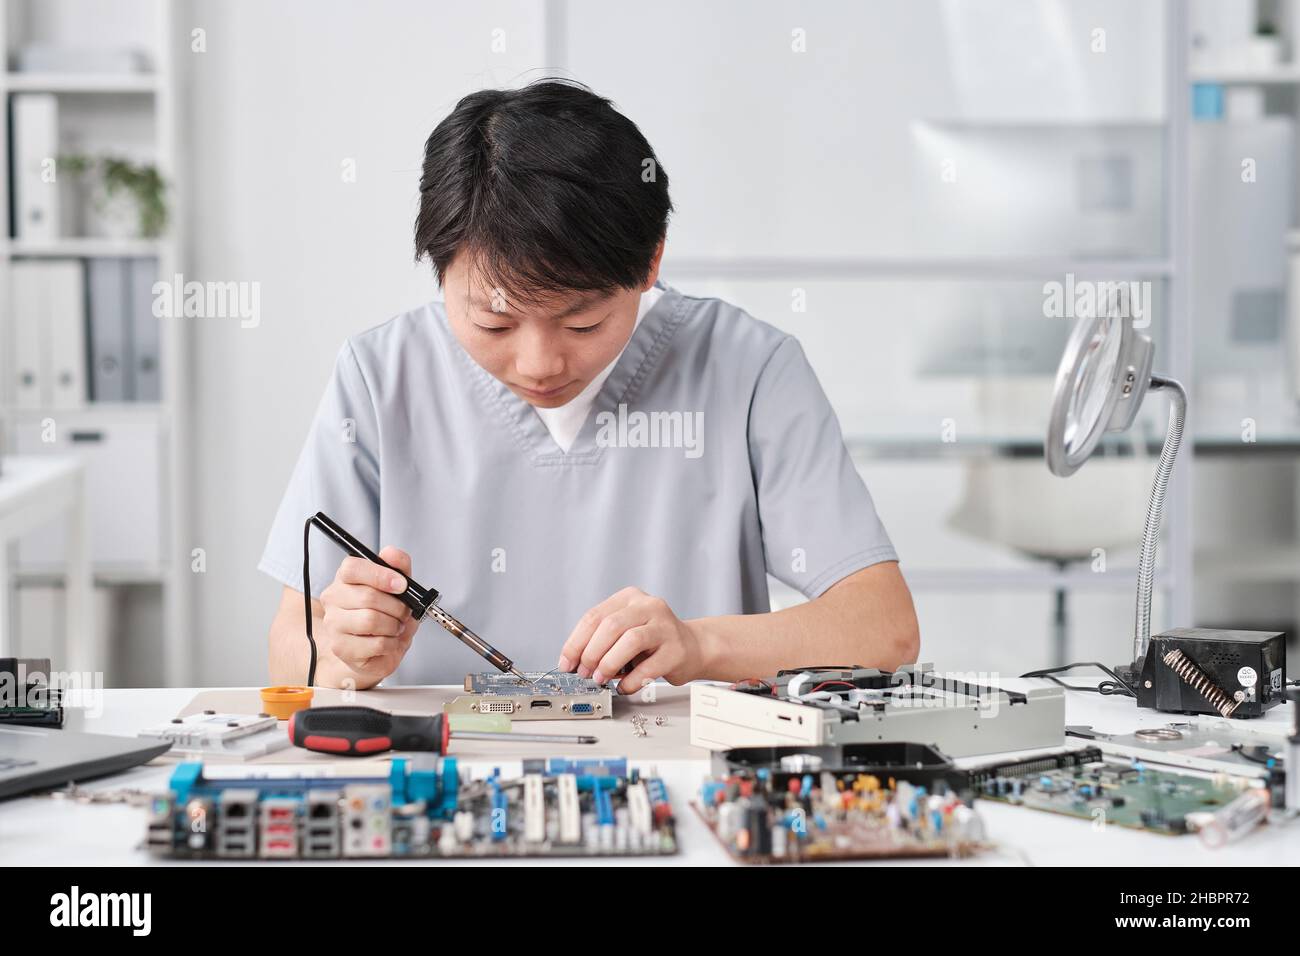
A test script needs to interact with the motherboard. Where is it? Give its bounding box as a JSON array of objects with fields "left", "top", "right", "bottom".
[
  {"left": 444, "top": 671, "right": 613, "bottom": 721},
  {"left": 146, "top": 756, "right": 676, "bottom": 859}
]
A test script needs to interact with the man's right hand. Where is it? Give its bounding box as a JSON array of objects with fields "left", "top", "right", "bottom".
[{"left": 318, "top": 546, "right": 418, "bottom": 687}]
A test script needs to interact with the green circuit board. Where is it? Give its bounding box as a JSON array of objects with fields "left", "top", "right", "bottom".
[{"left": 976, "top": 758, "right": 1248, "bottom": 835}]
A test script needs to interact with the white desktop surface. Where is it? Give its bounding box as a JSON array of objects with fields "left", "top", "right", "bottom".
[{"left": 1, "top": 681, "right": 1296, "bottom": 866}]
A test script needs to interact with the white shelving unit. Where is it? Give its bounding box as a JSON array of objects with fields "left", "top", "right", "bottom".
[
  {"left": 0, "top": 0, "right": 189, "bottom": 684},
  {"left": 1186, "top": 0, "right": 1300, "bottom": 639},
  {"left": 1191, "top": 68, "right": 1300, "bottom": 84},
  {"left": 5, "top": 70, "right": 160, "bottom": 93},
  {"left": 5, "top": 236, "right": 163, "bottom": 257}
]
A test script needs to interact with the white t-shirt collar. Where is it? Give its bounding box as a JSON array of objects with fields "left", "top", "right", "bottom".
[{"left": 533, "top": 285, "right": 665, "bottom": 453}]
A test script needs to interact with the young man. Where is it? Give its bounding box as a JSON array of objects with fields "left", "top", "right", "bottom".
[{"left": 262, "top": 80, "right": 917, "bottom": 693}]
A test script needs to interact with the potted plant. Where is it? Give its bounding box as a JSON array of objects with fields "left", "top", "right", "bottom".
[
  {"left": 59, "top": 153, "right": 168, "bottom": 239},
  {"left": 1247, "top": 18, "right": 1283, "bottom": 69}
]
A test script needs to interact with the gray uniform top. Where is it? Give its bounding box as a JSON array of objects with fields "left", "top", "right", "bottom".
[{"left": 259, "top": 281, "right": 897, "bottom": 685}]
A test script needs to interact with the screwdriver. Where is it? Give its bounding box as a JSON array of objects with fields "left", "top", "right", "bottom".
[
  {"left": 289, "top": 705, "right": 596, "bottom": 756},
  {"left": 309, "top": 512, "right": 532, "bottom": 683}
]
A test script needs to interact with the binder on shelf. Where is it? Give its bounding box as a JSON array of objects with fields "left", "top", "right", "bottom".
[
  {"left": 10, "top": 261, "right": 46, "bottom": 407},
  {"left": 7, "top": 260, "right": 87, "bottom": 407},
  {"left": 87, "top": 258, "right": 131, "bottom": 402},
  {"left": 128, "top": 257, "right": 161, "bottom": 401},
  {"left": 11, "top": 93, "right": 60, "bottom": 241},
  {"left": 45, "top": 260, "right": 88, "bottom": 408}
]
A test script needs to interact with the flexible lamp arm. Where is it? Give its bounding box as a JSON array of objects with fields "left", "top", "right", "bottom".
[{"left": 1132, "top": 375, "right": 1187, "bottom": 663}]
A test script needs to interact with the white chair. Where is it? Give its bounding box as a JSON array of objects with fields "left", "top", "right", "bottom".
[{"left": 948, "top": 451, "right": 1151, "bottom": 664}]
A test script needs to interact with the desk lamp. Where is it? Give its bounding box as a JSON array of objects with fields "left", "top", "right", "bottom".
[{"left": 1038, "top": 298, "right": 1285, "bottom": 718}]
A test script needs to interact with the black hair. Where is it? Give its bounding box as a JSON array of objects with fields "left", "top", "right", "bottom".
[{"left": 414, "top": 79, "right": 671, "bottom": 303}]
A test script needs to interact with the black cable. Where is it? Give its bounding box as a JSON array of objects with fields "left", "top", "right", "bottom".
[
  {"left": 1231, "top": 744, "right": 1277, "bottom": 767},
  {"left": 303, "top": 517, "right": 318, "bottom": 687},
  {"left": 1039, "top": 675, "right": 1129, "bottom": 696},
  {"left": 1019, "top": 661, "right": 1137, "bottom": 698}
]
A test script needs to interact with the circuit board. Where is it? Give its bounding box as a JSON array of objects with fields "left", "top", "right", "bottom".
[
  {"left": 973, "top": 751, "right": 1253, "bottom": 835},
  {"left": 444, "top": 671, "right": 613, "bottom": 721},
  {"left": 1070, "top": 720, "right": 1284, "bottom": 779},
  {"left": 138, "top": 712, "right": 291, "bottom": 760},
  {"left": 146, "top": 757, "right": 676, "bottom": 859},
  {"left": 0, "top": 699, "right": 63, "bottom": 727},
  {"left": 694, "top": 744, "right": 989, "bottom": 863}
]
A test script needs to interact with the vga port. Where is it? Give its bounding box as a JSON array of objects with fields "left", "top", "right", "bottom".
[
  {"left": 570, "top": 702, "right": 594, "bottom": 715},
  {"left": 481, "top": 700, "right": 515, "bottom": 714}
]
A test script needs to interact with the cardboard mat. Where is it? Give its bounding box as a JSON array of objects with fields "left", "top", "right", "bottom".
[{"left": 178, "top": 683, "right": 708, "bottom": 763}]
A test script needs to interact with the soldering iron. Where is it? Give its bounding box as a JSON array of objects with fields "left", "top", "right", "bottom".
[{"left": 301, "top": 512, "right": 531, "bottom": 687}]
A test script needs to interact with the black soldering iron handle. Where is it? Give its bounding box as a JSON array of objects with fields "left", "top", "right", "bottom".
[{"left": 310, "top": 512, "right": 439, "bottom": 617}]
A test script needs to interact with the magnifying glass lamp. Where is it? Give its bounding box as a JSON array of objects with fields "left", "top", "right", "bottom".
[
  {"left": 1044, "top": 296, "right": 1186, "bottom": 669},
  {"left": 1041, "top": 299, "right": 1290, "bottom": 721}
]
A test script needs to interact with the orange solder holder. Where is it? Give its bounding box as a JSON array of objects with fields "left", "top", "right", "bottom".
[{"left": 260, "top": 685, "right": 314, "bottom": 720}]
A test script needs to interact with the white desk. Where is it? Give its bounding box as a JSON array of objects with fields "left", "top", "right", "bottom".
[
  {"left": 1, "top": 682, "right": 1297, "bottom": 866},
  {"left": 0, "top": 456, "right": 96, "bottom": 669}
]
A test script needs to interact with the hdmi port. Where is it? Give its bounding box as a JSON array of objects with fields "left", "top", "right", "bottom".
[{"left": 530, "top": 700, "right": 553, "bottom": 709}]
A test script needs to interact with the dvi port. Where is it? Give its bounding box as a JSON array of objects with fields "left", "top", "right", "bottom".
[{"left": 481, "top": 700, "right": 515, "bottom": 714}]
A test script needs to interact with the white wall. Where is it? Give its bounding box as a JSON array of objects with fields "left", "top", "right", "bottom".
[{"left": 565, "top": 0, "right": 1164, "bottom": 260}]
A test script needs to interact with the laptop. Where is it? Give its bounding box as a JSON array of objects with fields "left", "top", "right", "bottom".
[{"left": 0, "top": 725, "right": 171, "bottom": 799}]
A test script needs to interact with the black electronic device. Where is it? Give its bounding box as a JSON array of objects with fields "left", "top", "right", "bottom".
[
  {"left": 1119, "top": 628, "right": 1286, "bottom": 719},
  {"left": 0, "top": 658, "right": 62, "bottom": 727}
]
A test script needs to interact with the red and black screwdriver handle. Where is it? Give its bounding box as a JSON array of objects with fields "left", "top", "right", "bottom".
[
  {"left": 309, "top": 512, "right": 439, "bottom": 618},
  {"left": 289, "top": 705, "right": 449, "bottom": 756}
]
